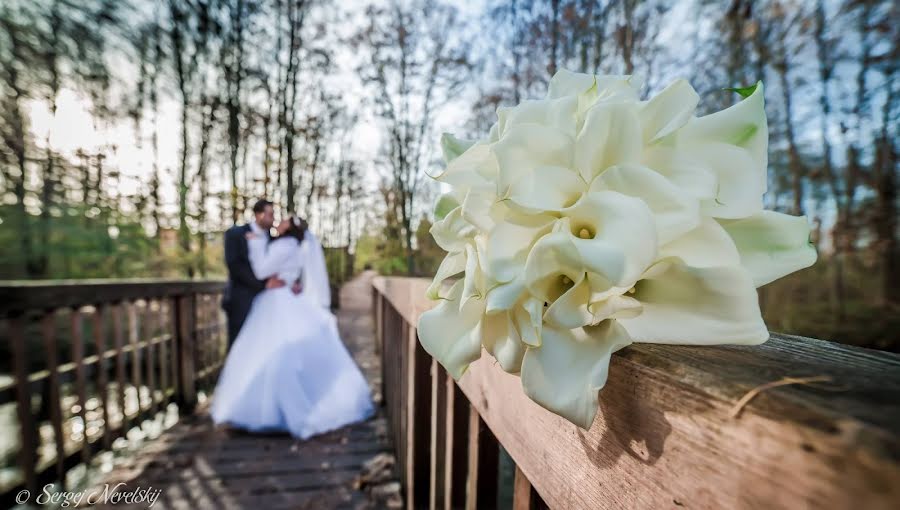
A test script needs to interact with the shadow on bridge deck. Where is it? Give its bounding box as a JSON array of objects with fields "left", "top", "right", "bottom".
[{"left": 89, "top": 272, "right": 400, "bottom": 509}]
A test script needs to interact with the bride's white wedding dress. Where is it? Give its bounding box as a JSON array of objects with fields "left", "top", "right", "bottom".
[{"left": 210, "top": 230, "right": 374, "bottom": 439}]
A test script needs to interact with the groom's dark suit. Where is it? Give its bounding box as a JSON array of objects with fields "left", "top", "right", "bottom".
[{"left": 222, "top": 224, "right": 268, "bottom": 348}]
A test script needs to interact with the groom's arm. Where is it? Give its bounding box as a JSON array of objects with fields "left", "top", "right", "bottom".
[{"left": 224, "top": 229, "right": 267, "bottom": 292}]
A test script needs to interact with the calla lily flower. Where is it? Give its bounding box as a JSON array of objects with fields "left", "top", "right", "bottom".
[
  {"left": 520, "top": 320, "right": 632, "bottom": 430},
  {"left": 418, "top": 69, "right": 817, "bottom": 429}
]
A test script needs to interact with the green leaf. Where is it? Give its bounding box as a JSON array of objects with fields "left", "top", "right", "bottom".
[{"left": 724, "top": 83, "right": 759, "bottom": 98}]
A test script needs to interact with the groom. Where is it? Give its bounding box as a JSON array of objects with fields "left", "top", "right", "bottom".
[{"left": 222, "top": 199, "right": 298, "bottom": 348}]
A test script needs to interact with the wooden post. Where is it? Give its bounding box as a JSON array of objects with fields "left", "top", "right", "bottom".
[
  {"left": 445, "top": 375, "right": 470, "bottom": 510},
  {"left": 10, "top": 315, "right": 37, "bottom": 495},
  {"left": 42, "top": 312, "right": 66, "bottom": 489},
  {"left": 168, "top": 300, "right": 180, "bottom": 402},
  {"left": 174, "top": 294, "right": 197, "bottom": 412},
  {"left": 70, "top": 308, "right": 90, "bottom": 464},
  {"left": 127, "top": 301, "right": 143, "bottom": 411},
  {"left": 111, "top": 303, "right": 128, "bottom": 432},
  {"left": 513, "top": 465, "right": 547, "bottom": 510},
  {"left": 92, "top": 305, "right": 111, "bottom": 450},
  {"left": 406, "top": 324, "right": 432, "bottom": 509},
  {"left": 430, "top": 359, "right": 448, "bottom": 510},
  {"left": 466, "top": 405, "right": 499, "bottom": 510},
  {"left": 144, "top": 300, "right": 157, "bottom": 415},
  {"left": 159, "top": 301, "right": 169, "bottom": 399},
  {"left": 373, "top": 288, "right": 383, "bottom": 355}
]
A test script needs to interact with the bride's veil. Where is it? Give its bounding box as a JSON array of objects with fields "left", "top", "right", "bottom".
[{"left": 300, "top": 229, "right": 331, "bottom": 309}]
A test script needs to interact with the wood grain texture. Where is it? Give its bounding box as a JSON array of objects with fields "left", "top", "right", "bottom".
[
  {"left": 9, "top": 316, "right": 37, "bottom": 494},
  {"left": 112, "top": 303, "right": 129, "bottom": 434},
  {"left": 513, "top": 464, "right": 547, "bottom": 510},
  {"left": 70, "top": 308, "right": 91, "bottom": 465},
  {"left": 373, "top": 276, "right": 900, "bottom": 510},
  {"left": 42, "top": 312, "right": 67, "bottom": 489},
  {"left": 174, "top": 294, "right": 197, "bottom": 410},
  {"left": 513, "top": 465, "right": 531, "bottom": 510},
  {"left": 92, "top": 305, "right": 112, "bottom": 450},
  {"left": 445, "top": 375, "right": 470, "bottom": 510},
  {"left": 408, "top": 324, "right": 433, "bottom": 508},
  {"left": 430, "top": 359, "right": 449, "bottom": 510},
  {"left": 466, "top": 404, "right": 499, "bottom": 510},
  {"left": 0, "top": 279, "right": 225, "bottom": 315}
]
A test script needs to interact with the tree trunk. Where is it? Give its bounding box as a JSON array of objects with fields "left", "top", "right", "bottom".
[
  {"left": 227, "top": 0, "right": 245, "bottom": 223},
  {"left": 169, "top": 0, "right": 193, "bottom": 277},
  {"left": 775, "top": 56, "right": 804, "bottom": 216},
  {"left": 814, "top": 0, "right": 844, "bottom": 320},
  {"left": 549, "top": 0, "right": 560, "bottom": 76},
  {"left": 5, "top": 30, "right": 35, "bottom": 276}
]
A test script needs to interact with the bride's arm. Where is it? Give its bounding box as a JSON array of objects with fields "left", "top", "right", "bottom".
[{"left": 248, "top": 238, "right": 293, "bottom": 279}]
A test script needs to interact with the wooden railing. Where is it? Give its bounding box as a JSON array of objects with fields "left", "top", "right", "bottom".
[
  {"left": 0, "top": 279, "right": 227, "bottom": 506},
  {"left": 372, "top": 276, "right": 900, "bottom": 510}
]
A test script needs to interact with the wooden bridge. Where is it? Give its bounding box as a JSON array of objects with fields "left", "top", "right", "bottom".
[{"left": 1, "top": 273, "right": 899, "bottom": 509}]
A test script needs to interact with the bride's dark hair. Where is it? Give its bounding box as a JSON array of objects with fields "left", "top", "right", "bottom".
[{"left": 282, "top": 215, "right": 308, "bottom": 242}]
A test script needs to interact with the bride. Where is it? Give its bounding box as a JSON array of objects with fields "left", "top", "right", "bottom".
[{"left": 211, "top": 216, "right": 375, "bottom": 439}]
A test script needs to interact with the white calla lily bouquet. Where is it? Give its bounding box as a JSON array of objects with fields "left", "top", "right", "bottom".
[{"left": 418, "top": 70, "right": 817, "bottom": 429}]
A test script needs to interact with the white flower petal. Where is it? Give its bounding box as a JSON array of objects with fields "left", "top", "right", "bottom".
[
  {"left": 461, "top": 187, "right": 502, "bottom": 232},
  {"left": 697, "top": 142, "right": 765, "bottom": 219},
  {"left": 619, "top": 259, "right": 769, "bottom": 345},
  {"left": 719, "top": 211, "right": 817, "bottom": 287},
  {"left": 481, "top": 310, "right": 527, "bottom": 374},
  {"left": 641, "top": 146, "right": 717, "bottom": 200},
  {"left": 544, "top": 276, "right": 593, "bottom": 329},
  {"left": 547, "top": 69, "right": 597, "bottom": 99},
  {"left": 590, "top": 164, "right": 700, "bottom": 244},
  {"left": 430, "top": 207, "right": 476, "bottom": 253},
  {"left": 575, "top": 102, "right": 643, "bottom": 182},
  {"left": 441, "top": 133, "right": 477, "bottom": 163},
  {"left": 488, "top": 121, "right": 501, "bottom": 143},
  {"left": 427, "top": 251, "right": 467, "bottom": 300},
  {"left": 520, "top": 321, "right": 632, "bottom": 429},
  {"left": 485, "top": 212, "right": 555, "bottom": 283},
  {"left": 492, "top": 124, "right": 577, "bottom": 207},
  {"left": 433, "top": 143, "right": 497, "bottom": 189},
  {"left": 599, "top": 74, "right": 643, "bottom": 100},
  {"left": 462, "top": 242, "right": 486, "bottom": 306},
  {"left": 513, "top": 298, "right": 544, "bottom": 347},
  {"left": 588, "top": 294, "right": 642, "bottom": 323},
  {"left": 417, "top": 281, "right": 486, "bottom": 379},
  {"left": 497, "top": 96, "right": 578, "bottom": 138},
  {"left": 638, "top": 79, "right": 699, "bottom": 143},
  {"left": 680, "top": 82, "right": 767, "bottom": 171},
  {"left": 507, "top": 164, "right": 585, "bottom": 212},
  {"left": 675, "top": 82, "right": 768, "bottom": 218},
  {"left": 659, "top": 217, "right": 740, "bottom": 268},
  {"left": 524, "top": 231, "right": 587, "bottom": 304},
  {"left": 485, "top": 273, "right": 526, "bottom": 313},
  {"left": 562, "top": 191, "right": 658, "bottom": 285}
]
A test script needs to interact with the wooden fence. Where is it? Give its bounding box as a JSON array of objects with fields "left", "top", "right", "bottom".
[
  {"left": 372, "top": 276, "right": 900, "bottom": 509},
  {"left": 0, "top": 279, "right": 227, "bottom": 507}
]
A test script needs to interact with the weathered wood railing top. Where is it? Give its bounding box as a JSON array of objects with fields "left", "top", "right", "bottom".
[
  {"left": 0, "top": 279, "right": 226, "bottom": 314},
  {"left": 372, "top": 276, "right": 900, "bottom": 509}
]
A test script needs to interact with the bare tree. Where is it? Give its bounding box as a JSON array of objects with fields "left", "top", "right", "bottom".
[{"left": 360, "top": 0, "right": 473, "bottom": 275}]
